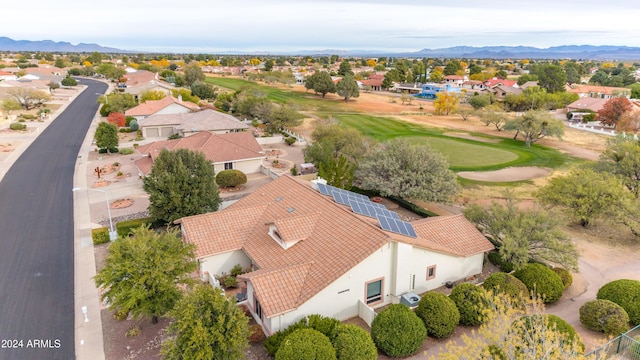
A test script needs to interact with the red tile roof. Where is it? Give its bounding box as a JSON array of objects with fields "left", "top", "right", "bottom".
[
  {"left": 179, "top": 176, "right": 493, "bottom": 318},
  {"left": 135, "top": 131, "right": 264, "bottom": 174},
  {"left": 484, "top": 78, "right": 517, "bottom": 88},
  {"left": 125, "top": 96, "right": 199, "bottom": 117}
]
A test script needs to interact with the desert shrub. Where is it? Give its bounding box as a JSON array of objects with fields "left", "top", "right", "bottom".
[
  {"left": 332, "top": 324, "right": 377, "bottom": 360},
  {"left": 579, "top": 299, "right": 630, "bottom": 336},
  {"left": 449, "top": 283, "right": 490, "bottom": 326},
  {"left": 119, "top": 148, "right": 134, "bottom": 155},
  {"left": 216, "top": 169, "right": 247, "bottom": 188},
  {"left": 230, "top": 264, "right": 244, "bottom": 277},
  {"left": 115, "top": 218, "right": 152, "bottom": 238},
  {"left": 371, "top": 304, "right": 426, "bottom": 357},
  {"left": 516, "top": 314, "right": 584, "bottom": 352},
  {"left": 547, "top": 314, "right": 584, "bottom": 351},
  {"left": 125, "top": 116, "right": 135, "bottom": 127},
  {"left": 113, "top": 309, "right": 128, "bottom": 321},
  {"left": 223, "top": 276, "right": 237, "bottom": 288},
  {"left": 125, "top": 325, "right": 140, "bottom": 337},
  {"left": 107, "top": 112, "right": 126, "bottom": 127},
  {"left": 597, "top": 279, "right": 640, "bottom": 325},
  {"left": 514, "top": 264, "right": 564, "bottom": 303},
  {"left": 552, "top": 267, "right": 573, "bottom": 290},
  {"left": 482, "top": 272, "right": 528, "bottom": 298},
  {"left": 275, "top": 328, "right": 336, "bottom": 360},
  {"left": 308, "top": 314, "right": 340, "bottom": 342},
  {"left": 415, "top": 293, "right": 459, "bottom": 338},
  {"left": 129, "top": 119, "right": 139, "bottom": 131},
  {"left": 98, "top": 148, "right": 108, "bottom": 154},
  {"left": 167, "top": 133, "right": 182, "bottom": 140},
  {"left": 248, "top": 324, "right": 266, "bottom": 344},
  {"left": 10, "top": 122, "right": 26, "bottom": 130},
  {"left": 19, "top": 114, "right": 37, "bottom": 120},
  {"left": 488, "top": 252, "right": 514, "bottom": 273},
  {"left": 91, "top": 227, "right": 110, "bottom": 245},
  {"left": 284, "top": 137, "right": 296, "bottom": 145},
  {"left": 265, "top": 318, "right": 310, "bottom": 356},
  {"left": 108, "top": 147, "right": 119, "bottom": 153}
]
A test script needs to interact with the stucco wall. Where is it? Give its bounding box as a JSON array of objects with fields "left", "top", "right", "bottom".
[{"left": 199, "top": 250, "right": 251, "bottom": 277}]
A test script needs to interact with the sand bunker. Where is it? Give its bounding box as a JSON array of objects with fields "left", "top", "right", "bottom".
[{"left": 457, "top": 167, "right": 551, "bottom": 182}]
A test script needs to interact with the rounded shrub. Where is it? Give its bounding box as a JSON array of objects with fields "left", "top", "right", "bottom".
[
  {"left": 10, "top": 122, "right": 26, "bottom": 130},
  {"left": 449, "top": 283, "right": 490, "bottom": 326},
  {"left": 513, "top": 264, "right": 564, "bottom": 303},
  {"left": 552, "top": 267, "right": 573, "bottom": 290},
  {"left": 597, "top": 279, "right": 640, "bottom": 325},
  {"left": 579, "top": 299, "right": 630, "bottom": 336},
  {"left": 275, "top": 328, "right": 336, "bottom": 360},
  {"left": 515, "top": 314, "right": 584, "bottom": 352},
  {"left": 332, "top": 324, "right": 377, "bottom": 360},
  {"left": 415, "top": 292, "right": 459, "bottom": 338},
  {"left": 371, "top": 304, "right": 426, "bottom": 357},
  {"left": 216, "top": 169, "right": 248, "bottom": 188},
  {"left": 129, "top": 119, "right": 139, "bottom": 131},
  {"left": 482, "top": 272, "right": 528, "bottom": 298},
  {"left": 284, "top": 137, "right": 296, "bottom": 146},
  {"left": 547, "top": 314, "right": 584, "bottom": 351},
  {"left": 264, "top": 318, "right": 309, "bottom": 356}
]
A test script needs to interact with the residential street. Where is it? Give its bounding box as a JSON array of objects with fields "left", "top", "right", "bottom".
[{"left": 0, "top": 78, "right": 107, "bottom": 360}]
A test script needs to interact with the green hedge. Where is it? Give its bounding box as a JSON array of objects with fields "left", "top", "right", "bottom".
[
  {"left": 275, "top": 328, "right": 336, "bottom": 360},
  {"left": 597, "top": 279, "right": 640, "bottom": 325},
  {"left": 514, "top": 264, "right": 564, "bottom": 304},
  {"left": 332, "top": 324, "right": 377, "bottom": 360},
  {"left": 116, "top": 218, "right": 152, "bottom": 238},
  {"left": 216, "top": 169, "right": 248, "bottom": 188},
  {"left": 371, "top": 304, "right": 426, "bottom": 357},
  {"left": 449, "top": 283, "right": 490, "bottom": 326},
  {"left": 91, "top": 227, "right": 110, "bottom": 245},
  {"left": 552, "top": 267, "right": 573, "bottom": 290},
  {"left": 482, "top": 272, "right": 528, "bottom": 298},
  {"left": 264, "top": 314, "right": 341, "bottom": 356},
  {"left": 415, "top": 293, "right": 459, "bottom": 338},
  {"left": 579, "top": 299, "right": 629, "bottom": 336}
]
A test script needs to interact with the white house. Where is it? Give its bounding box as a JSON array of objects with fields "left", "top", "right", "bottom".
[
  {"left": 134, "top": 131, "right": 265, "bottom": 176},
  {"left": 177, "top": 176, "right": 494, "bottom": 335},
  {"left": 138, "top": 109, "right": 249, "bottom": 138}
]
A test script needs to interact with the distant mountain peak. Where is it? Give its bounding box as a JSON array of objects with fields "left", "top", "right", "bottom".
[{"left": 0, "top": 37, "right": 124, "bottom": 53}]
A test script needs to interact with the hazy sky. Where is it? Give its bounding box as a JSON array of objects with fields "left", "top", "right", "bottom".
[{"left": 3, "top": 1, "right": 640, "bottom": 53}]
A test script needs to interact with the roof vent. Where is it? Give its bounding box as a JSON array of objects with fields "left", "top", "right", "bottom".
[
  {"left": 275, "top": 197, "right": 283, "bottom": 202},
  {"left": 287, "top": 207, "right": 295, "bottom": 213}
]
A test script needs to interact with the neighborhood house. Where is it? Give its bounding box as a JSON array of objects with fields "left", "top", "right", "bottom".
[{"left": 177, "top": 176, "right": 494, "bottom": 335}]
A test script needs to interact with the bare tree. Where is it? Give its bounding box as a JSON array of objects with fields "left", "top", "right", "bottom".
[{"left": 7, "top": 88, "right": 51, "bottom": 110}]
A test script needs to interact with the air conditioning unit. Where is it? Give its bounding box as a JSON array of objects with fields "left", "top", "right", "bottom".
[{"left": 400, "top": 292, "right": 420, "bottom": 307}]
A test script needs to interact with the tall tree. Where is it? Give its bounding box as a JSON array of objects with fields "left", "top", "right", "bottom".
[
  {"left": 266, "top": 104, "right": 302, "bottom": 133},
  {"left": 503, "top": 110, "right": 564, "bottom": 147},
  {"left": 464, "top": 195, "right": 578, "bottom": 271},
  {"left": 597, "top": 135, "right": 640, "bottom": 197},
  {"left": 264, "top": 59, "right": 274, "bottom": 72},
  {"left": 530, "top": 64, "right": 567, "bottom": 93},
  {"left": 311, "top": 71, "right": 336, "bottom": 98},
  {"left": 318, "top": 154, "right": 355, "bottom": 190},
  {"left": 433, "top": 92, "right": 459, "bottom": 115},
  {"left": 303, "top": 122, "right": 368, "bottom": 166},
  {"left": 336, "top": 74, "right": 360, "bottom": 102},
  {"left": 443, "top": 60, "right": 462, "bottom": 76},
  {"left": 597, "top": 97, "right": 632, "bottom": 128},
  {"left": 356, "top": 138, "right": 460, "bottom": 202},
  {"left": 537, "top": 168, "right": 634, "bottom": 227},
  {"left": 94, "top": 121, "right": 118, "bottom": 151},
  {"left": 183, "top": 64, "right": 205, "bottom": 86},
  {"left": 337, "top": 61, "right": 354, "bottom": 76},
  {"left": 161, "top": 285, "right": 249, "bottom": 360},
  {"left": 190, "top": 81, "right": 218, "bottom": 100},
  {"left": 94, "top": 226, "right": 197, "bottom": 324},
  {"left": 143, "top": 148, "right": 221, "bottom": 224}
]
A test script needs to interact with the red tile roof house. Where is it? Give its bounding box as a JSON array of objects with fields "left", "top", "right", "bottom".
[
  {"left": 565, "top": 84, "right": 631, "bottom": 100},
  {"left": 125, "top": 96, "right": 200, "bottom": 121},
  {"left": 137, "top": 109, "right": 249, "bottom": 138},
  {"left": 177, "top": 176, "right": 494, "bottom": 335},
  {"left": 121, "top": 69, "right": 175, "bottom": 98},
  {"left": 566, "top": 97, "right": 608, "bottom": 113},
  {"left": 135, "top": 131, "right": 265, "bottom": 176}
]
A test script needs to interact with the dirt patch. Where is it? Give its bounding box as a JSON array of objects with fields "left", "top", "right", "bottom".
[
  {"left": 0, "top": 143, "right": 16, "bottom": 152},
  {"left": 457, "top": 166, "right": 551, "bottom": 182},
  {"left": 92, "top": 180, "right": 111, "bottom": 188},
  {"left": 110, "top": 198, "right": 133, "bottom": 209}
]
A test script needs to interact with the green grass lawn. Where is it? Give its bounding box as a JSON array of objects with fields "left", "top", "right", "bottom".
[{"left": 206, "top": 77, "right": 575, "bottom": 172}]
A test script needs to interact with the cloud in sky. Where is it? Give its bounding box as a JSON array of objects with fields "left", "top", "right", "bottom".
[{"left": 2, "top": 1, "right": 639, "bottom": 52}]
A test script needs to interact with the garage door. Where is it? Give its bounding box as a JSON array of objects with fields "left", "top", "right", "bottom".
[
  {"left": 160, "top": 127, "right": 174, "bottom": 137},
  {"left": 146, "top": 127, "right": 159, "bottom": 137}
]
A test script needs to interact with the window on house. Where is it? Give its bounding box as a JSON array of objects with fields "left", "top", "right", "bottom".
[
  {"left": 224, "top": 162, "right": 233, "bottom": 170},
  {"left": 365, "top": 278, "right": 383, "bottom": 305},
  {"left": 255, "top": 298, "right": 262, "bottom": 319},
  {"left": 426, "top": 265, "right": 437, "bottom": 280}
]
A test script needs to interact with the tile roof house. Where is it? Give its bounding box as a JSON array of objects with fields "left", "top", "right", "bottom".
[
  {"left": 177, "top": 176, "right": 494, "bottom": 335},
  {"left": 565, "top": 84, "right": 630, "bottom": 99},
  {"left": 125, "top": 96, "right": 199, "bottom": 121},
  {"left": 135, "top": 131, "right": 264, "bottom": 175},
  {"left": 484, "top": 78, "right": 518, "bottom": 88},
  {"left": 137, "top": 109, "right": 249, "bottom": 138},
  {"left": 121, "top": 69, "right": 175, "bottom": 98},
  {"left": 566, "top": 97, "right": 608, "bottom": 113}
]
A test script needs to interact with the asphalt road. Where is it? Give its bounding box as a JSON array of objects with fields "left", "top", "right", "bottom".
[{"left": 0, "top": 78, "right": 107, "bottom": 359}]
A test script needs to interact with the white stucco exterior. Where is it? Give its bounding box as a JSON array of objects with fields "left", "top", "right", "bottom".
[
  {"left": 199, "top": 250, "right": 251, "bottom": 278},
  {"left": 213, "top": 158, "right": 263, "bottom": 175}
]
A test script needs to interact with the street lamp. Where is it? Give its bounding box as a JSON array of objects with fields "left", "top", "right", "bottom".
[{"left": 73, "top": 187, "right": 117, "bottom": 241}]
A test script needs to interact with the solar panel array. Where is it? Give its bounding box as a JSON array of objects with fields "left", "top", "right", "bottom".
[{"left": 316, "top": 182, "right": 417, "bottom": 238}]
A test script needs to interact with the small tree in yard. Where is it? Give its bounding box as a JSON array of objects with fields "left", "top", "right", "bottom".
[
  {"left": 94, "top": 121, "right": 118, "bottom": 152},
  {"left": 275, "top": 328, "right": 336, "bottom": 360},
  {"left": 433, "top": 91, "right": 459, "bottom": 115},
  {"left": 371, "top": 304, "right": 427, "bottom": 357},
  {"left": 597, "top": 97, "right": 632, "bottom": 128},
  {"left": 415, "top": 292, "right": 460, "bottom": 338},
  {"left": 107, "top": 112, "right": 125, "bottom": 127},
  {"left": 143, "top": 148, "right": 221, "bottom": 224},
  {"left": 1, "top": 98, "right": 21, "bottom": 118},
  {"left": 93, "top": 226, "right": 197, "bottom": 324},
  {"left": 162, "top": 285, "right": 249, "bottom": 360},
  {"left": 336, "top": 74, "right": 359, "bottom": 102}
]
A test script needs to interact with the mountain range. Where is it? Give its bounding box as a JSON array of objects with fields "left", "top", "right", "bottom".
[{"left": 2, "top": 37, "right": 640, "bottom": 60}]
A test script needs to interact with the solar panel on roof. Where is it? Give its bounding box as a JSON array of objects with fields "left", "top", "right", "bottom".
[
  {"left": 332, "top": 191, "right": 351, "bottom": 206},
  {"left": 375, "top": 214, "right": 418, "bottom": 238},
  {"left": 317, "top": 183, "right": 331, "bottom": 195}
]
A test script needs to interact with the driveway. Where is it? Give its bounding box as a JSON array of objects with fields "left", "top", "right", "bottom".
[{"left": 0, "top": 78, "right": 106, "bottom": 360}]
